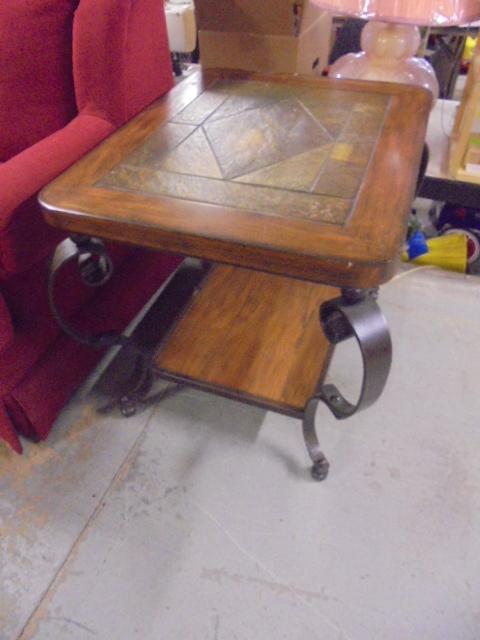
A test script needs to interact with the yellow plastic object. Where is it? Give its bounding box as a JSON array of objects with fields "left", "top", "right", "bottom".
[
  {"left": 464, "top": 36, "right": 478, "bottom": 63},
  {"left": 402, "top": 234, "right": 467, "bottom": 273}
]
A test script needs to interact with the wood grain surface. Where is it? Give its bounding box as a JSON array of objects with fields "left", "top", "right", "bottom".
[
  {"left": 155, "top": 265, "right": 337, "bottom": 413},
  {"left": 40, "top": 69, "right": 432, "bottom": 288}
]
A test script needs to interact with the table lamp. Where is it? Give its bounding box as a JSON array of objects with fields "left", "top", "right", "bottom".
[{"left": 310, "top": 0, "right": 480, "bottom": 101}]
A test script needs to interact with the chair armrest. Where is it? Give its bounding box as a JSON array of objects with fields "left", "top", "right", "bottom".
[{"left": 0, "top": 113, "right": 115, "bottom": 231}]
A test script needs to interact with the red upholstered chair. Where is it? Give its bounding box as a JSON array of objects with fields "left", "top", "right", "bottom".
[{"left": 0, "top": 0, "right": 181, "bottom": 452}]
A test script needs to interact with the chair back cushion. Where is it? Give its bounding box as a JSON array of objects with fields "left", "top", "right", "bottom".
[
  {"left": 0, "top": 0, "right": 78, "bottom": 161},
  {"left": 73, "top": 0, "right": 173, "bottom": 126}
]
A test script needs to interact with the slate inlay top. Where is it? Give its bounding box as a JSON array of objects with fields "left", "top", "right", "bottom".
[{"left": 99, "top": 80, "right": 389, "bottom": 225}]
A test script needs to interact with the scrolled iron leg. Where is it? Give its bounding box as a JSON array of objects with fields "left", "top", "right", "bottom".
[
  {"left": 48, "top": 236, "right": 156, "bottom": 415},
  {"left": 319, "top": 288, "right": 392, "bottom": 419},
  {"left": 301, "top": 288, "right": 392, "bottom": 481},
  {"left": 302, "top": 396, "right": 330, "bottom": 482},
  {"left": 48, "top": 236, "right": 116, "bottom": 347}
]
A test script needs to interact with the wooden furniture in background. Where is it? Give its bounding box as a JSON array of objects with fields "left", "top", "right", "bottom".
[
  {"left": 420, "top": 98, "right": 480, "bottom": 207},
  {"left": 449, "top": 38, "right": 480, "bottom": 183}
]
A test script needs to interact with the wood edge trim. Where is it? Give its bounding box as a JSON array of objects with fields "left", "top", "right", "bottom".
[
  {"left": 153, "top": 368, "right": 307, "bottom": 417},
  {"left": 40, "top": 180, "right": 365, "bottom": 248},
  {"left": 352, "top": 85, "right": 432, "bottom": 261},
  {"left": 42, "top": 202, "right": 394, "bottom": 288},
  {"left": 203, "top": 68, "right": 430, "bottom": 98}
]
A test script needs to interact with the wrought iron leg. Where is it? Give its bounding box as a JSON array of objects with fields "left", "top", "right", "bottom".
[
  {"left": 101, "top": 379, "right": 186, "bottom": 418},
  {"left": 49, "top": 240, "right": 204, "bottom": 416},
  {"left": 48, "top": 235, "right": 161, "bottom": 415},
  {"left": 48, "top": 235, "right": 116, "bottom": 348},
  {"left": 302, "top": 396, "right": 330, "bottom": 481},
  {"left": 302, "top": 287, "right": 392, "bottom": 481}
]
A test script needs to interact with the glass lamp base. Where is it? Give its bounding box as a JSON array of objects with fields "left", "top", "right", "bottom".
[{"left": 329, "top": 21, "right": 439, "bottom": 104}]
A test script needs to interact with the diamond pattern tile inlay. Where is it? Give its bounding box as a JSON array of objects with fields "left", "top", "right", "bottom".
[
  {"left": 100, "top": 80, "right": 389, "bottom": 225},
  {"left": 203, "top": 99, "right": 330, "bottom": 180}
]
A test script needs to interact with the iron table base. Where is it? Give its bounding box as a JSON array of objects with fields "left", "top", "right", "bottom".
[{"left": 49, "top": 236, "right": 392, "bottom": 482}]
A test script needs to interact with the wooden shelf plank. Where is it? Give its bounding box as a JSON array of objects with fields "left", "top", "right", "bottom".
[{"left": 155, "top": 265, "right": 338, "bottom": 413}]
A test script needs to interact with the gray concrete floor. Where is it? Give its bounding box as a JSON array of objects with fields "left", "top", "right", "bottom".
[{"left": 1, "top": 267, "right": 480, "bottom": 640}]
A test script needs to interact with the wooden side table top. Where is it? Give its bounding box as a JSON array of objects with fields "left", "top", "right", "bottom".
[{"left": 40, "top": 69, "right": 431, "bottom": 288}]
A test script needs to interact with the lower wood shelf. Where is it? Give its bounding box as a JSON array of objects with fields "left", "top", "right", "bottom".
[{"left": 154, "top": 265, "right": 339, "bottom": 415}]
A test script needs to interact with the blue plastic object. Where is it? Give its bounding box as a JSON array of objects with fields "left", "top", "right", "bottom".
[{"left": 407, "top": 230, "right": 429, "bottom": 260}]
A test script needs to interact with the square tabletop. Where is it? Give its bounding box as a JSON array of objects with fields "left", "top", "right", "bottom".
[{"left": 40, "top": 69, "right": 431, "bottom": 288}]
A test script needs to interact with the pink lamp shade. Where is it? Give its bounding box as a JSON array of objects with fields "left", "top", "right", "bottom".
[{"left": 309, "top": 0, "right": 480, "bottom": 25}]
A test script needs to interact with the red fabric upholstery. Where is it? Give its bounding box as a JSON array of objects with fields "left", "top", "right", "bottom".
[
  {"left": 4, "top": 250, "right": 180, "bottom": 446},
  {"left": 73, "top": 0, "right": 173, "bottom": 126},
  {"left": 0, "top": 114, "right": 114, "bottom": 277},
  {"left": 0, "top": 0, "right": 79, "bottom": 161},
  {"left": 0, "top": 245, "right": 132, "bottom": 393},
  {"left": 0, "top": 403, "right": 22, "bottom": 453},
  {"left": 0, "top": 294, "right": 14, "bottom": 353},
  {"left": 0, "top": 0, "right": 178, "bottom": 453}
]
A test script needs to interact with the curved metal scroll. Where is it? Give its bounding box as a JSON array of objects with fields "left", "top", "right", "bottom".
[
  {"left": 302, "top": 396, "right": 330, "bottom": 481},
  {"left": 48, "top": 236, "right": 131, "bottom": 352},
  {"left": 302, "top": 292, "right": 392, "bottom": 481},
  {"left": 319, "top": 294, "right": 392, "bottom": 419},
  {"left": 48, "top": 236, "right": 159, "bottom": 414}
]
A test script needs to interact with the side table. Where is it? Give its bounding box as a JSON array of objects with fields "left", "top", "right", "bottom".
[{"left": 40, "top": 69, "right": 431, "bottom": 480}]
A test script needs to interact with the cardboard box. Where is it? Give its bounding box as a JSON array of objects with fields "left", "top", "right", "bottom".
[
  {"left": 196, "top": 0, "right": 332, "bottom": 75},
  {"left": 196, "top": 0, "right": 301, "bottom": 35}
]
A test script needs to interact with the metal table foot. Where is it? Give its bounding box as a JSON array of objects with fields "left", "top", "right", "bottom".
[
  {"left": 100, "top": 380, "right": 186, "bottom": 418},
  {"left": 301, "top": 287, "right": 392, "bottom": 481},
  {"left": 303, "top": 396, "right": 330, "bottom": 481}
]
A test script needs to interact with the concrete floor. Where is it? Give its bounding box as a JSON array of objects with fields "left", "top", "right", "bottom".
[{"left": 1, "top": 267, "right": 480, "bottom": 640}]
